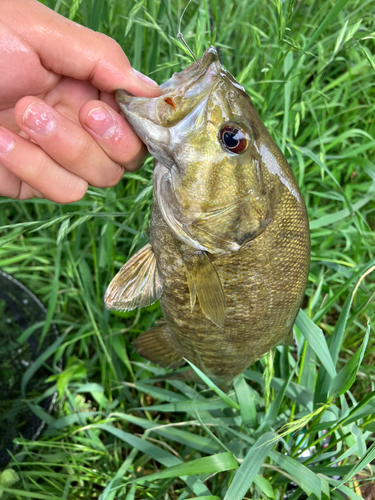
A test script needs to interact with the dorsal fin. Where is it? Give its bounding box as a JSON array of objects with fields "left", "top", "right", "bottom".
[{"left": 105, "top": 243, "right": 162, "bottom": 312}]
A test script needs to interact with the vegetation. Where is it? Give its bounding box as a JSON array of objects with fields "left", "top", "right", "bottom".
[{"left": 1, "top": 0, "right": 374, "bottom": 498}]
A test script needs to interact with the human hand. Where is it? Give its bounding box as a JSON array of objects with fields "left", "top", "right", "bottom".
[{"left": 0, "top": 0, "right": 161, "bottom": 203}]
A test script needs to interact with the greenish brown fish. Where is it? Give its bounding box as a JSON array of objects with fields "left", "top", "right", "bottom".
[{"left": 105, "top": 47, "right": 310, "bottom": 389}]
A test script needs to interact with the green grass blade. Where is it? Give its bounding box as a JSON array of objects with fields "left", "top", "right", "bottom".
[
  {"left": 40, "top": 241, "right": 62, "bottom": 341},
  {"left": 253, "top": 474, "right": 275, "bottom": 499},
  {"left": 134, "top": 396, "right": 231, "bottom": 413},
  {"left": 269, "top": 450, "right": 322, "bottom": 498},
  {"left": 327, "top": 477, "right": 369, "bottom": 500},
  {"left": 114, "top": 413, "right": 220, "bottom": 454},
  {"left": 339, "top": 391, "right": 375, "bottom": 426},
  {"left": 185, "top": 359, "right": 240, "bottom": 410},
  {"left": 130, "top": 452, "right": 238, "bottom": 484},
  {"left": 309, "top": 184, "right": 375, "bottom": 229},
  {"left": 99, "top": 448, "right": 138, "bottom": 500},
  {"left": 234, "top": 376, "right": 257, "bottom": 427},
  {"left": 295, "top": 310, "right": 336, "bottom": 379},
  {"left": 0, "top": 490, "right": 64, "bottom": 500},
  {"left": 299, "top": 0, "right": 351, "bottom": 55},
  {"left": 316, "top": 264, "right": 375, "bottom": 403},
  {"left": 256, "top": 368, "right": 295, "bottom": 434},
  {"left": 223, "top": 432, "right": 276, "bottom": 500},
  {"left": 329, "top": 321, "right": 370, "bottom": 397},
  {"left": 244, "top": 370, "right": 314, "bottom": 409},
  {"left": 334, "top": 440, "right": 375, "bottom": 489},
  {"left": 93, "top": 424, "right": 211, "bottom": 496}
]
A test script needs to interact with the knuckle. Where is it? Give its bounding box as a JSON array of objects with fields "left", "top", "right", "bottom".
[
  {"left": 89, "top": 163, "right": 124, "bottom": 188},
  {"left": 58, "top": 180, "right": 87, "bottom": 204},
  {"left": 96, "top": 33, "right": 126, "bottom": 60},
  {"left": 66, "top": 137, "right": 92, "bottom": 166},
  {"left": 116, "top": 136, "right": 146, "bottom": 166},
  {"left": 104, "top": 166, "right": 125, "bottom": 187},
  {"left": 122, "top": 145, "right": 148, "bottom": 172},
  {"left": 106, "top": 38, "right": 126, "bottom": 58}
]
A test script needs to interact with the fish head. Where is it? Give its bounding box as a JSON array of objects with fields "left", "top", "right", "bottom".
[{"left": 117, "top": 47, "right": 299, "bottom": 253}]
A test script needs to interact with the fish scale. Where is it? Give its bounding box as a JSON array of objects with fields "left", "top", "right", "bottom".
[{"left": 105, "top": 46, "right": 310, "bottom": 390}]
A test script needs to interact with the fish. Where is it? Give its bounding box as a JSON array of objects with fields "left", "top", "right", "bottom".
[{"left": 105, "top": 46, "right": 310, "bottom": 390}]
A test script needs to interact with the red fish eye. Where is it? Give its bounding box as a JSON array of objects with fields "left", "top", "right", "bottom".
[{"left": 220, "top": 125, "right": 248, "bottom": 154}]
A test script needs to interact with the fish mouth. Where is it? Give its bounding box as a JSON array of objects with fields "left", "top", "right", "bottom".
[
  {"left": 115, "top": 47, "right": 222, "bottom": 168},
  {"left": 159, "top": 46, "right": 220, "bottom": 93},
  {"left": 115, "top": 47, "right": 221, "bottom": 146}
]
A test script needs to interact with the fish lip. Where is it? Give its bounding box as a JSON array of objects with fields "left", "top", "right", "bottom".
[
  {"left": 115, "top": 89, "right": 150, "bottom": 113},
  {"left": 116, "top": 46, "right": 218, "bottom": 100},
  {"left": 159, "top": 46, "right": 219, "bottom": 93},
  {"left": 115, "top": 89, "right": 134, "bottom": 98},
  {"left": 115, "top": 46, "right": 221, "bottom": 123}
]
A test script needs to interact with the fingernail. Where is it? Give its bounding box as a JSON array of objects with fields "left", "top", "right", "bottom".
[
  {"left": 23, "top": 102, "right": 56, "bottom": 135},
  {"left": 86, "top": 107, "right": 118, "bottom": 138},
  {"left": 0, "top": 127, "right": 14, "bottom": 154},
  {"left": 133, "top": 69, "right": 159, "bottom": 89}
]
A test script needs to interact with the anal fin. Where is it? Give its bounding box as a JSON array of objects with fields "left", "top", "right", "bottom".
[
  {"left": 105, "top": 243, "right": 162, "bottom": 312},
  {"left": 135, "top": 323, "right": 184, "bottom": 369},
  {"left": 184, "top": 251, "right": 225, "bottom": 328}
]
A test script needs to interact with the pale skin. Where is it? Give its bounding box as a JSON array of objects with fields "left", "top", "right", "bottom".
[{"left": 0, "top": 0, "right": 161, "bottom": 203}]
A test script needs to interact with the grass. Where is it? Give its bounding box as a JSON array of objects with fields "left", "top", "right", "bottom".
[{"left": 0, "top": 0, "right": 375, "bottom": 498}]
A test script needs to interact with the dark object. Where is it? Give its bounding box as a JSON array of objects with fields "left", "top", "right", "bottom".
[{"left": 0, "top": 270, "right": 58, "bottom": 468}]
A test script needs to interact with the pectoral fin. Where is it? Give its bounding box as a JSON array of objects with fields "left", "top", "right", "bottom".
[
  {"left": 105, "top": 243, "right": 162, "bottom": 312},
  {"left": 184, "top": 251, "right": 225, "bottom": 328}
]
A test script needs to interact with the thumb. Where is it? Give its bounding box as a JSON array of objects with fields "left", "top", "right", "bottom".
[{"left": 10, "top": 0, "right": 161, "bottom": 97}]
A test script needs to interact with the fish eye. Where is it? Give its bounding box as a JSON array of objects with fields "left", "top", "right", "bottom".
[{"left": 219, "top": 124, "right": 249, "bottom": 154}]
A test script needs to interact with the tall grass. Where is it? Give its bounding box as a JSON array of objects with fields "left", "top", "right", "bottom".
[{"left": 0, "top": 0, "right": 374, "bottom": 498}]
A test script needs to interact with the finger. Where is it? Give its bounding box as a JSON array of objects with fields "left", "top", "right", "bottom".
[
  {"left": 79, "top": 100, "right": 148, "bottom": 172},
  {"left": 0, "top": 126, "right": 87, "bottom": 203},
  {"left": 0, "top": 162, "right": 44, "bottom": 200},
  {"left": 0, "top": 160, "right": 20, "bottom": 198},
  {"left": 15, "top": 96, "right": 132, "bottom": 187},
  {"left": 8, "top": 0, "right": 161, "bottom": 97}
]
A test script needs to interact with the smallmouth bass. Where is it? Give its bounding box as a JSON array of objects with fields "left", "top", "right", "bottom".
[{"left": 105, "top": 47, "right": 310, "bottom": 389}]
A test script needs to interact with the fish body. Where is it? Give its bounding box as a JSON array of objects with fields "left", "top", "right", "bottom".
[{"left": 105, "top": 47, "right": 310, "bottom": 389}]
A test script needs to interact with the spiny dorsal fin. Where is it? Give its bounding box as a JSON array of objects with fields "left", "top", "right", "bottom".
[
  {"left": 105, "top": 243, "right": 162, "bottom": 312},
  {"left": 184, "top": 251, "right": 225, "bottom": 328}
]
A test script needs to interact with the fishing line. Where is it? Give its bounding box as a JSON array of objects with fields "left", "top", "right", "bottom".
[{"left": 177, "top": 0, "right": 200, "bottom": 65}]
